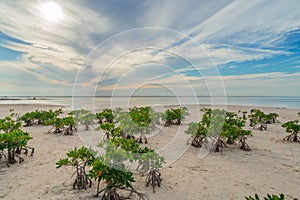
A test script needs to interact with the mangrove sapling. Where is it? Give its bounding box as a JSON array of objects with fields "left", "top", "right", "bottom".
[
  {"left": 129, "top": 107, "right": 152, "bottom": 144},
  {"left": 90, "top": 141, "right": 148, "bottom": 200},
  {"left": 45, "top": 117, "right": 63, "bottom": 133},
  {"left": 0, "top": 116, "right": 22, "bottom": 133},
  {"left": 207, "top": 109, "right": 227, "bottom": 152},
  {"left": 0, "top": 115, "right": 34, "bottom": 165},
  {"left": 9, "top": 109, "right": 21, "bottom": 122},
  {"left": 90, "top": 158, "right": 148, "bottom": 200},
  {"left": 187, "top": 108, "right": 252, "bottom": 152},
  {"left": 20, "top": 112, "right": 35, "bottom": 126},
  {"left": 80, "top": 113, "right": 96, "bottom": 131},
  {"left": 57, "top": 147, "right": 96, "bottom": 190},
  {"left": 97, "top": 122, "right": 124, "bottom": 141},
  {"left": 218, "top": 111, "right": 252, "bottom": 151},
  {"left": 140, "top": 151, "right": 165, "bottom": 193},
  {"left": 282, "top": 120, "right": 300, "bottom": 142},
  {"left": 69, "top": 109, "right": 95, "bottom": 130},
  {"left": 248, "top": 109, "right": 278, "bottom": 130},
  {"left": 45, "top": 116, "right": 77, "bottom": 135},
  {"left": 0, "top": 130, "right": 34, "bottom": 165},
  {"left": 96, "top": 109, "right": 114, "bottom": 124},
  {"left": 185, "top": 122, "right": 208, "bottom": 148},
  {"left": 163, "top": 107, "right": 189, "bottom": 126},
  {"left": 186, "top": 108, "right": 225, "bottom": 151},
  {"left": 266, "top": 113, "right": 280, "bottom": 124},
  {"left": 20, "top": 109, "right": 62, "bottom": 126},
  {"left": 114, "top": 111, "right": 138, "bottom": 140},
  {"left": 135, "top": 146, "right": 154, "bottom": 173},
  {"left": 63, "top": 116, "right": 77, "bottom": 135},
  {"left": 148, "top": 108, "right": 162, "bottom": 131}
]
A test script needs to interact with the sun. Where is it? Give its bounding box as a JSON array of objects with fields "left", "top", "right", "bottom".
[{"left": 39, "top": 2, "right": 63, "bottom": 22}]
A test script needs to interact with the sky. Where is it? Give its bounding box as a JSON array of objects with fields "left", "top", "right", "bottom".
[{"left": 0, "top": 0, "right": 300, "bottom": 97}]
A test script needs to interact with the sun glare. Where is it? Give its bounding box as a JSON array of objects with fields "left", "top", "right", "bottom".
[{"left": 39, "top": 2, "right": 63, "bottom": 22}]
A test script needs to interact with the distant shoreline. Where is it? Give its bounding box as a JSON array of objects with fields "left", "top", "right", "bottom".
[{"left": 0, "top": 97, "right": 49, "bottom": 101}]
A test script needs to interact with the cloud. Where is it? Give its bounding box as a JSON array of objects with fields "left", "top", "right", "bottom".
[{"left": 1, "top": 1, "right": 300, "bottom": 96}]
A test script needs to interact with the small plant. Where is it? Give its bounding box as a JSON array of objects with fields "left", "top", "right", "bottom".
[
  {"left": 186, "top": 108, "right": 252, "bottom": 152},
  {"left": 266, "top": 113, "right": 280, "bottom": 124},
  {"left": 129, "top": 107, "right": 152, "bottom": 144},
  {"left": 69, "top": 110, "right": 96, "bottom": 131},
  {"left": 0, "top": 116, "right": 34, "bottom": 165},
  {"left": 20, "top": 109, "right": 62, "bottom": 126},
  {"left": 107, "top": 137, "right": 165, "bottom": 193},
  {"left": 89, "top": 140, "right": 148, "bottom": 199},
  {"left": 9, "top": 109, "right": 21, "bottom": 122},
  {"left": 96, "top": 109, "right": 114, "bottom": 124},
  {"left": 163, "top": 107, "right": 188, "bottom": 126},
  {"left": 148, "top": 108, "right": 162, "bottom": 131},
  {"left": 56, "top": 147, "right": 96, "bottom": 190},
  {"left": 114, "top": 111, "right": 138, "bottom": 140},
  {"left": 81, "top": 113, "right": 96, "bottom": 131},
  {"left": 140, "top": 150, "right": 165, "bottom": 193},
  {"left": 0, "top": 116, "right": 22, "bottom": 133},
  {"left": 248, "top": 109, "right": 279, "bottom": 131},
  {"left": 282, "top": 120, "right": 300, "bottom": 142},
  {"left": 185, "top": 122, "right": 208, "bottom": 148},
  {"left": 0, "top": 130, "right": 33, "bottom": 165},
  {"left": 45, "top": 116, "right": 77, "bottom": 135},
  {"left": 97, "top": 122, "right": 124, "bottom": 141},
  {"left": 248, "top": 109, "right": 268, "bottom": 130}
]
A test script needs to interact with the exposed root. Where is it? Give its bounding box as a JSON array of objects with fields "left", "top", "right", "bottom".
[
  {"left": 239, "top": 136, "right": 251, "bottom": 151},
  {"left": 15, "top": 154, "right": 24, "bottom": 163},
  {"left": 95, "top": 185, "right": 149, "bottom": 200},
  {"left": 145, "top": 170, "right": 162, "bottom": 193},
  {"left": 164, "top": 120, "right": 181, "bottom": 126},
  {"left": 73, "top": 165, "right": 92, "bottom": 190},
  {"left": 125, "top": 134, "right": 135, "bottom": 140},
  {"left": 188, "top": 136, "right": 204, "bottom": 148},
  {"left": 164, "top": 121, "right": 171, "bottom": 127},
  {"left": 0, "top": 152, "right": 6, "bottom": 160},
  {"left": 226, "top": 137, "right": 235, "bottom": 145},
  {"left": 15, "top": 146, "right": 34, "bottom": 156},
  {"left": 95, "top": 188, "right": 120, "bottom": 199},
  {"left": 47, "top": 127, "right": 62, "bottom": 134},
  {"left": 124, "top": 186, "right": 149, "bottom": 200},
  {"left": 212, "top": 137, "right": 227, "bottom": 153},
  {"left": 283, "top": 133, "right": 300, "bottom": 142},
  {"left": 84, "top": 124, "right": 89, "bottom": 131},
  {"left": 259, "top": 123, "right": 267, "bottom": 131},
  {"left": 136, "top": 135, "right": 147, "bottom": 144},
  {"left": 64, "top": 127, "right": 75, "bottom": 135}
]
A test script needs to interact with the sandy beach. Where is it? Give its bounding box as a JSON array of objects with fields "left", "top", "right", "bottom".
[{"left": 0, "top": 103, "right": 299, "bottom": 200}]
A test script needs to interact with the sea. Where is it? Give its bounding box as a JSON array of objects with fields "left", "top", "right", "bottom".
[{"left": 0, "top": 96, "right": 300, "bottom": 109}]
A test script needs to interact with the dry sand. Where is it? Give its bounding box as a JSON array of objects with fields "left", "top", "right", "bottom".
[{"left": 0, "top": 104, "right": 299, "bottom": 200}]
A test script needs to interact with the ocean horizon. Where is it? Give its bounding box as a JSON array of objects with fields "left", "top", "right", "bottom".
[{"left": 1, "top": 96, "right": 299, "bottom": 109}]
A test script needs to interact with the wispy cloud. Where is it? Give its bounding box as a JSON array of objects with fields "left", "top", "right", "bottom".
[{"left": 0, "top": 1, "right": 300, "bottom": 96}]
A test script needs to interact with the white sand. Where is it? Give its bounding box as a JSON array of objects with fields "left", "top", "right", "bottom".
[{"left": 0, "top": 104, "right": 299, "bottom": 200}]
